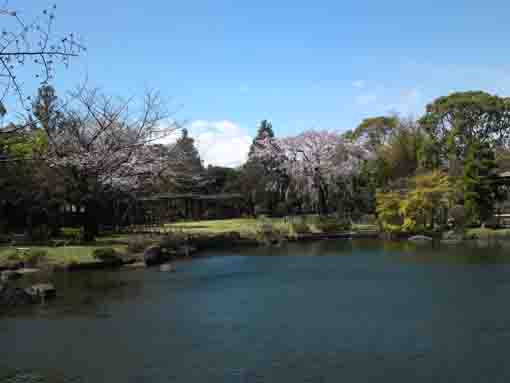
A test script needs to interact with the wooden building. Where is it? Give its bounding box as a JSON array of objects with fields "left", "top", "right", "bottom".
[{"left": 136, "top": 193, "right": 245, "bottom": 224}]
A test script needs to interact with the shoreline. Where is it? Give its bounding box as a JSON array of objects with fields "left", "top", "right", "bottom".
[{"left": 3, "top": 228, "right": 510, "bottom": 274}]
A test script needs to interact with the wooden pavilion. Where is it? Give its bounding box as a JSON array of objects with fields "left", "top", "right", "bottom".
[{"left": 136, "top": 193, "right": 245, "bottom": 224}]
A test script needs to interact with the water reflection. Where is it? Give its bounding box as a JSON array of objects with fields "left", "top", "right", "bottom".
[
  {"left": 2, "top": 269, "right": 145, "bottom": 318},
  {"left": 4, "top": 240, "right": 510, "bottom": 382}
]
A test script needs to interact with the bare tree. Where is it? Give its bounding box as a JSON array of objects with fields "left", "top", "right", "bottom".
[{"left": 0, "top": 2, "right": 84, "bottom": 120}]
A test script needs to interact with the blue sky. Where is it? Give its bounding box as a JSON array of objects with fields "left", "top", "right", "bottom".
[{"left": 16, "top": 1, "right": 510, "bottom": 165}]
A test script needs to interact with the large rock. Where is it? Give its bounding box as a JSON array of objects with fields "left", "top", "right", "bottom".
[
  {"left": 0, "top": 283, "right": 37, "bottom": 307},
  {"left": 144, "top": 245, "right": 167, "bottom": 267}
]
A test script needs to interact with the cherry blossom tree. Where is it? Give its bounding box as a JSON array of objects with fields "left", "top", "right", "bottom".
[
  {"left": 30, "top": 86, "right": 180, "bottom": 240},
  {"left": 253, "top": 130, "right": 368, "bottom": 215}
]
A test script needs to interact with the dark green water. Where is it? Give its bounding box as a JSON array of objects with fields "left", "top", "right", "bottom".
[{"left": 3, "top": 239, "right": 510, "bottom": 382}]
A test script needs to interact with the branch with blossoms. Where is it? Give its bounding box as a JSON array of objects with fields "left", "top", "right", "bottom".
[{"left": 34, "top": 86, "right": 182, "bottom": 199}]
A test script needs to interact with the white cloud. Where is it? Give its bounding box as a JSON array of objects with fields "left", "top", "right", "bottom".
[
  {"left": 189, "top": 120, "right": 252, "bottom": 168},
  {"left": 352, "top": 80, "right": 366, "bottom": 89},
  {"left": 154, "top": 126, "right": 181, "bottom": 146}
]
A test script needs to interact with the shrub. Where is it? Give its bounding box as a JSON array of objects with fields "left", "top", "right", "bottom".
[
  {"left": 61, "top": 227, "right": 82, "bottom": 239},
  {"left": 316, "top": 218, "right": 350, "bottom": 233},
  {"left": 159, "top": 232, "right": 186, "bottom": 251},
  {"left": 0, "top": 234, "right": 11, "bottom": 244},
  {"left": 290, "top": 221, "right": 310, "bottom": 235},
  {"left": 449, "top": 205, "right": 468, "bottom": 231},
  {"left": 4, "top": 249, "right": 21, "bottom": 261},
  {"left": 254, "top": 205, "right": 270, "bottom": 218},
  {"left": 25, "top": 249, "right": 48, "bottom": 267},
  {"left": 30, "top": 225, "right": 51, "bottom": 242},
  {"left": 272, "top": 202, "right": 288, "bottom": 218},
  {"left": 93, "top": 248, "right": 120, "bottom": 262}
]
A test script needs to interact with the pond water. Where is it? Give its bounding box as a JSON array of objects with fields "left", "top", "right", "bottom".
[{"left": 3, "top": 239, "right": 510, "bottom": 382}]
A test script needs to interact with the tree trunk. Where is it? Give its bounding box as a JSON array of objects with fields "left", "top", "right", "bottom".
[
  {"left": 318, "top": 185, "right": 328, "bottom": 216},
  {"left": 82, "top": 201, "right": 99, "bottom": 242},
  {"left": 25, "top": 210, "right": 33, "bottom": 240}
]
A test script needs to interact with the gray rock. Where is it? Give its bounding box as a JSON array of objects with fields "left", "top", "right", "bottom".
[
  {"left": 175, "top": 245, "right": 197, "bottom": 257},
  {"left": 0, "top": 283, "right": 37, "bottom": 306},
  {"left": 1, "top": 270, "right": 21, "bottom": 282},
  {"left": 25, "top": 283, "right": 56, "bottom": 300},
  {"left": 144, "top": 245, "right": 167, "bottom": 266},
  {"left": 15, "top": 268, "right": 40, "bottom": 276},
  {"left": 408, "top": 235, "right": 433, "bottom": 242},
  {"left": 159, "top": 263, "right": 176, "bottom": 272},
  {"left": 124, "top": 261, "right": 146, "bottom": 269}
]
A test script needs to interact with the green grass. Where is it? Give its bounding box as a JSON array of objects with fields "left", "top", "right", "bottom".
[
  {"left": 466, "top": 228, "right": 510, "bottom": 240},
  {"left": 165, "top": 218, "right": 283, "bottom": 237},
  {"left": 0, "top": 245, "right": 128, "bottom": 266},
  {"left": 352, "top": 223, "right": 379, "bottom": 232},
  {"left": 164, "top": 217, "right": 359, "bottom": 237}
]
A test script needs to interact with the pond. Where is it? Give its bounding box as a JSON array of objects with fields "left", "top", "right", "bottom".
[{"left": 3, "top": 239, "right": 510, "bottom": 382}]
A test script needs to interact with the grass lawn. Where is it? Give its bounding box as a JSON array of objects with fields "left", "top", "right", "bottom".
[
  {"left": 0, "top": 244, "right": 128, "bottom": 266},
  {"left": 163, "top": 216, "right": 364, "bottom": 237},
  {"left": 165, "top": 218, "right": 278, "bottom": 237},
  {"left": 351, "top": 223, "right": 379, "bottom": 232},
  {"left": 466, "top": 228, "right": 510, "bottom": 240}
]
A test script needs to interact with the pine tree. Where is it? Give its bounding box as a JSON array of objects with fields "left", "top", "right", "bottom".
[
  {"left": 248, "top": 120, "right": 274, "bottom": 159},
  {"left": 167, "top": 128, "right": 204, "bottom": 193}
]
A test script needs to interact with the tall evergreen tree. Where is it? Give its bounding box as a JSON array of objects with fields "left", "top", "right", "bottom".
[
  {"left": 248, "top": 120, "right": 274, "bottom": 159},
  {"left": 173, "top": 128, "right": 203, "bottom": 171},
  {"left": 463, "top": 142, "right": 497, "bottom": 224},
  {"left": 165, "top": 128, "right": 204, "bottom": 193}
]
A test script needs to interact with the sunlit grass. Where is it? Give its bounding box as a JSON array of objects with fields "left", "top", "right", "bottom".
[
  {"left": 466, "top": 228, "right": 510, "bottom": 239},
  {"left": 0, "top": 245, "right": 128, "bottom": 266}
]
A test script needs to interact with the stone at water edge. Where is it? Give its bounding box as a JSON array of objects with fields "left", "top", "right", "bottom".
[
  {"left": 1, "top": 270, "right": 21, "bottom": 282},
  {"left": 144, "top": 245, "right": 167, "bottom": 267},
  {"left": 159, "top": 263, "right": 176, "bottom": 272},
  {"left": 408, "top": 235, "right": 433, "bottom": 242},
  {"left": 25, "top": 283, "right": 56, "bottom": 300},
  {"left": 124, "top": 261, "right": 146, "bottom": 269},
  {"left": 15, "top": 268, "right": 40, "bottom": 276},
  {"left": 0, "top": 283, "right": 38, "bottom": 306}
]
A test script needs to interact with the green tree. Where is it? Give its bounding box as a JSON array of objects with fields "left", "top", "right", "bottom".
[
  {"left": 419, "top": 91, "right": 510, "bottom": 164},
  {"left": 345, "top": 116, "right": 398, "bottom": 152},
  {"left": 463, "top": 142, "right": 497, "bottom": 224},
  {"left": 377, "top": 171, "right": 451, "bottom": 234}
]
